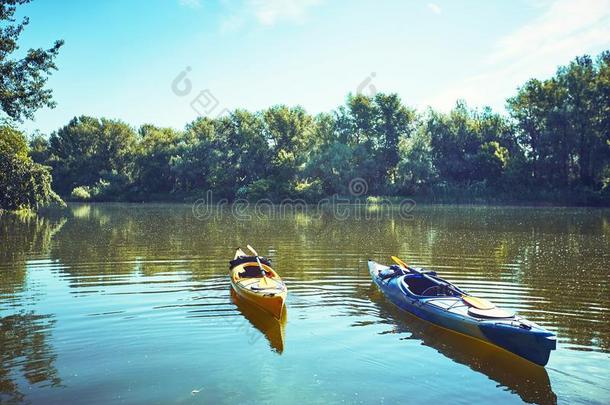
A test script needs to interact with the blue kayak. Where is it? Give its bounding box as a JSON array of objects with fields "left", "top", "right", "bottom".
[{"left": 368, "top": 260, "right": 556, "bottom": 366}]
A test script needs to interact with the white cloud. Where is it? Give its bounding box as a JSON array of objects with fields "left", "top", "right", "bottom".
[
  {"left": 179, "top": 0, "right": 201, "bottom": 8},
  {"left": 427, "top": 3, "right": 442, "bottom": 15},
  {"left": 424, "top": 0, "right": 610, "bottom": 111},
  {"left": 221, "top": 0, "right": 322, "bottom": 30},
  {"left": 220, "top": 12, "right": 246, "bottom": 33},
  {"left": 489, "top": 0, "right": 610, "bottom": 64},
  {"left": 251, "top": 0, "right": 321, "bottom": 25}
]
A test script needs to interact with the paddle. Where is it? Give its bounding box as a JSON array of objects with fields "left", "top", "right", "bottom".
[
  {"left": 461, "top": 295, "right": 495, "bottom": 310},
  {"left": 246, "top": 244, "right": 258, "bottom": 256},
  {"left": 390, "top": 256, "right": 495, "bottom": 310},
  {"left": 247, "top": 244, "right": 271, "bottom": 288}
]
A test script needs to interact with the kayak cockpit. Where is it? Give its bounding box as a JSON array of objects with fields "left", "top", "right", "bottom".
[
  {"left": 377, "top": 264, "right": 461, "bottom": 298},
  {"left": 230, "top": 248, "right": 279, "bottom": 281},
  {"left": 236, "top": 264, "right": 274, "bottom": 278},
  {"left": 401, "top": 274, "right": 462, "bottom": 298},
  {"left": 403, "top": 275, "right": 516, "bottom": 318},
  {"left": 232, "top": 263, "right": 282, "bottom": 285}
]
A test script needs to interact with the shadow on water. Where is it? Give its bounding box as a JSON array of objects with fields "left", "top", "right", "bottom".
[
  {"left": 0, "top": 211, "right": 66, "bottom": 297},
  {"left": 0, "top": 312, "right": 62, "bottom": 405},
  {"left": 366, "top": 286, "right": 557, "bottom": 405},
  {"left": 0, "top": 211, "right": 65, "bottom": 404},
  {"left": 230, "top": 289, "right": 287, "bottom": 354}
]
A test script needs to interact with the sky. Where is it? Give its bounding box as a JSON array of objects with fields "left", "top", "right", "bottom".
[{"left": 12, "top": 0, "right": 610, "bottom": 134}]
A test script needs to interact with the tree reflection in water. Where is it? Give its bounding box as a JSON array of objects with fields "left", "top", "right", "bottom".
[
  {"left": 0, "top": 312, "right": 62, "bottom": 404},
  {"left": 366, "top": 286, "right": 557, "bottom": 405},
  {"left": 0, "top": 211, "right": 65, "bottom": 404}
]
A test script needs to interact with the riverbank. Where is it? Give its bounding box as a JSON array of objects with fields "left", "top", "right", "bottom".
[
  {"left": 62, "top": 187, "right": 610, "bottom": 207},
  {"left": 0, "top": 207, "right": 37, "bottom": 216}
]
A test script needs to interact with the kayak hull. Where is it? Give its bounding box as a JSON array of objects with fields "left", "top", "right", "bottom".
[
  {"left": 368, "top": 260, "right": 556, "bottom": 366},
  {"left": 231, "top": 289, "right": 287, "bottom": 353},
  {"left": 230, "top": 248, "right": 287, "bottom": 319},
  {"left": 231, "top": 279, "right": 287, "bottom": 319}
]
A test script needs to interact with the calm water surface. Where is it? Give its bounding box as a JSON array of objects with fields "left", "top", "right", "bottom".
[{"left": 1, "top": 203, "right": 609, "bottom": 404}]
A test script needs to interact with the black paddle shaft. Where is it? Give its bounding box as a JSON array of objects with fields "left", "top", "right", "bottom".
[
  {"left": 255, "top": 256, "right": 266, "bottom": 276},
  {"left": 403, "top": 265, "right": 463, "bottom": 296}
]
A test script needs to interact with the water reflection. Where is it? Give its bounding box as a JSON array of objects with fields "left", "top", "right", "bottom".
[
  {"left": 0, "top": 211, "right": 65, "bottom": 297},
  {"left": 37, "top": 204, "right": 609, "bottom": 352},
  {"left": 0, "top": 312, "right": 61, "bottom": 404},
  {"left": 367, "top": 287, "right": 557, "bottom": 405},
  {"left": 0, "top": 212, "right": 64, "bottom": 404},
  {"left": 1, "top": 204, "right": 608, "bottom": 404},
  {"left": 231, "top": 290, "right": 287, "bottom": 354}
]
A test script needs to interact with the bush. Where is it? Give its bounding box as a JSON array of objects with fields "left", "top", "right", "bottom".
[
  {"left": 292, "top": 179, "right": 323, "bottom": 202},
  {"left": 0, "top": 125, "right": 64, "bottom": 211},
  {"left": 70, "top": 186, "right": 91, "bottom": 201},
  {"left": 236, "top": 179, "right": 273, "bottom": 201}
]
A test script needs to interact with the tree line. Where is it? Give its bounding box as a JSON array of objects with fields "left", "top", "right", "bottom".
[
  {"left": 1, "top": 1, "right": 609, "bottom": 210},
  {"left": 14, "top": 51, "right": 607, "bottom": 206},
  {"left": 0, "top": 0, "right": 64, "bottom": 211}
]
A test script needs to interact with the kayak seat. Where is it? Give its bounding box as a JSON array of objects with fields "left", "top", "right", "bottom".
[
  {"left": 403, "top": 275, "right": 448, "bottom": 297},
  {"left": 230, "top": 256, "right": 271, "bottom": 269},
  {"left": 238, "top": 265, "right": 272, "bottom": 278},
  {"left": 402, "top": 275, "right": 432, "bottom": 294}
]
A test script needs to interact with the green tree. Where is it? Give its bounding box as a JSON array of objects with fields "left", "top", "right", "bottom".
[
  {"left": 426, "top": 102, "right": 513, "bottom": 187},
  {"left": 0, "top": 0, "right": 63, "bottom": 122},
  {"left": 172, "top": 116, "right": 217, "bottom": 193},
  {"left": 0, "top": 124, "right": 62, "bottom": 210},
  {"left": 133, "top": 124, "right": 182, "bottom": 194},
  {"left": 507, "top": 79, "right": 547, "bottom": 183},
  {"left": 397, "top": 125, "right": 437, "bottom": 193},
  {"left": 0, "top": 0, "right": 63, "bottom": 210},
  {"left": 263, "top": 105, "right": 313, "bottom": 193},
  {"left": 14, "top": 49, "right": 609, "bottom": 205},
  {"left": 303, "top": 112, "right": 354, "bottom": 195},
  {"left": 595, "top": 52, "right": 610, "bottom": 191},
  {"left": 333, "top": 93, "right": 415, "bottom": 193},
  {"left": 508, "top": 52, "right": 610, "bottom": 194},
  {"left": 28, "top": 132, "right": 50, "bottom": 163},
  {"left": 336, "top": 95, "right": 377, "bottom": 190},
  {"left": 373, "top": 93, "right": 416, "bottom": 184},
  {"left": 176, "top": 111, "right": 272, "bottom": 199},
  {"left": 558, "top": 55, "right": 607, "bottom": 187},
  {"left": 47, "top": 116, "right": 137, "bottom": 195}
]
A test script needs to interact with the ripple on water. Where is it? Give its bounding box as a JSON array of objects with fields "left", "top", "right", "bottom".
[{"left": 1, "top": 204, "right": 609, "bottom": 405}]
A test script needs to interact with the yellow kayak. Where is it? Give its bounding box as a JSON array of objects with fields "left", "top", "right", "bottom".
[
  {"left": 231, "top": 289, "right": 287, "bottom": 353},
  {"left": 229, "top": 247, "right": 287, "bottom": 319}
]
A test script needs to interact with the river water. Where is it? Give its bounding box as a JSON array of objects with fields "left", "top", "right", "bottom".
[{"left": 1, "top": 203, "right": 608, "bottom": 404}]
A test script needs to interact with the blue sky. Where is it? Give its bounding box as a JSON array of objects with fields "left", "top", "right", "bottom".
[{"left": 13, "top": 0, "right": 610, "bottom": 134}]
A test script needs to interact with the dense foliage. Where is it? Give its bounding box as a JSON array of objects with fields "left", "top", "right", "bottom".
[
  {"left": 0, "top": 124, "right": 62, "bottom": 210},
  {"left": 0, "top": 0, "right": 64, "bottom": 211},
  {"left": 0, "top": 0, "right": 63, "bottom": 122},
  {"left": 29, "top": 51, "right": 609, "bottom": 205}
]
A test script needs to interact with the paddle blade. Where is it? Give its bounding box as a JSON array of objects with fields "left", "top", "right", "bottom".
[
  {"left": 246, "top": 244, "right": 258, "bottom": 256},
  {"left": 259, "top": 276, "right": 272, "bottom": 288},
  {"left": 462, "top": 295, "right": 495, "bottom": 310},
  {"left": 391, "top": 255, "right": 408, "bottom": 269}
]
